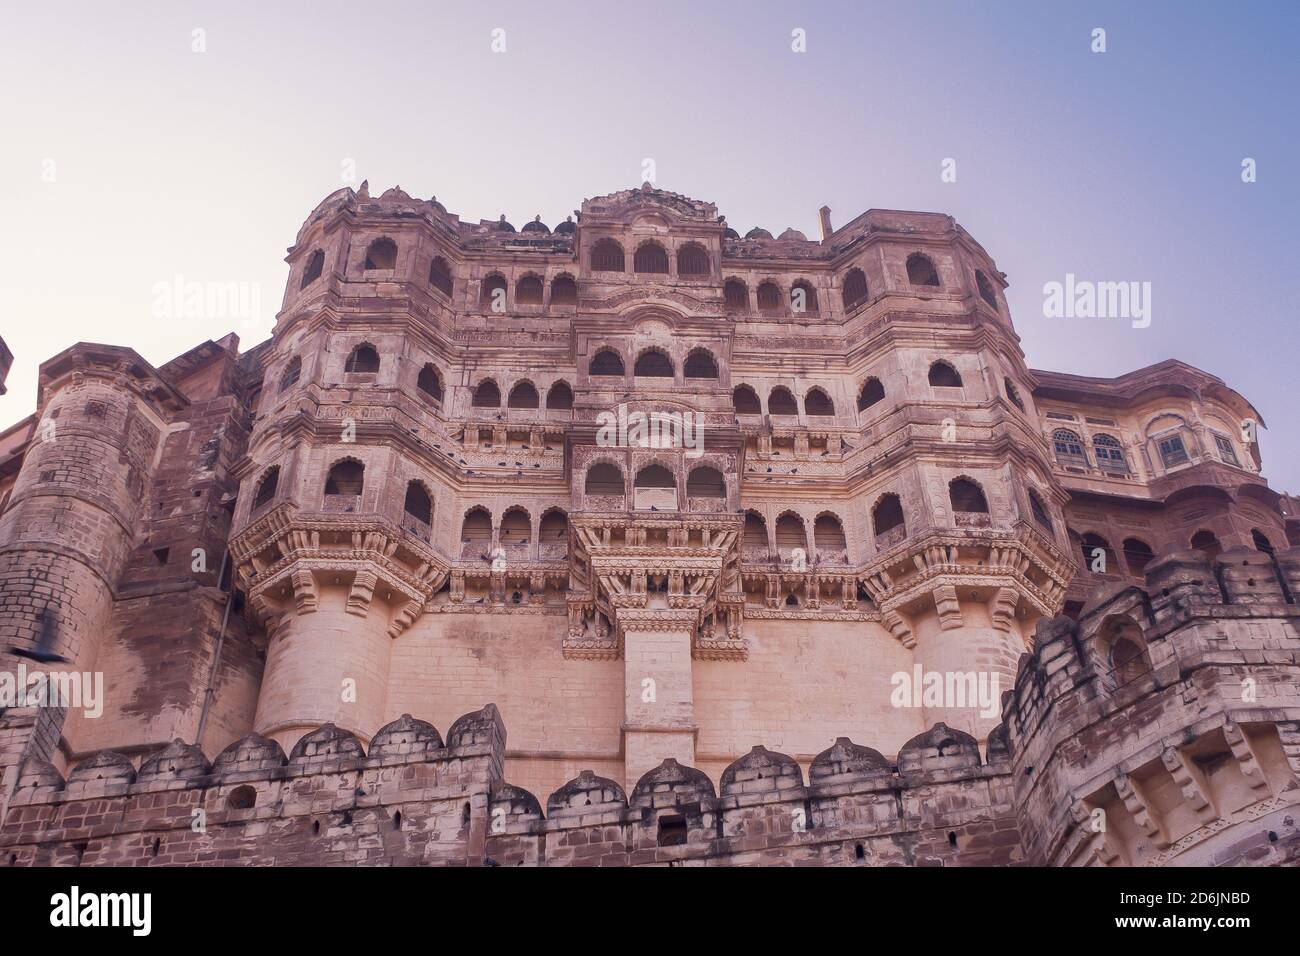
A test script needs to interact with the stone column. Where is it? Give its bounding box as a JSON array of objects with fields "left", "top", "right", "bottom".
[
  {"left": 0, "top": 359, "right": 166, "bottom": 816},
  {"left": 618, "top": 608, "right": 698, "bottom": 794},
  {"left": 909, "top": 596, "right": 1027, "bottom": 742},
  {"left": 252, "top": 571, "right": 394, "bottom": 754}
]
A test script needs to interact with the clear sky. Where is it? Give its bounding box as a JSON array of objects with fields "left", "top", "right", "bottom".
[{"left": 1, "top": 1, "right": 1296, "bottom": 487}]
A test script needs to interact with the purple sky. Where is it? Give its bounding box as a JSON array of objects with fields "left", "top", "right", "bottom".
[{"left": 2, "top": 1, "right": 1296, "bottom": 488}]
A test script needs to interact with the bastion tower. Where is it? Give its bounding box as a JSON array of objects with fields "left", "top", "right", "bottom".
[
  {"left": 215, "top": 183, "right": 1090, "bottom": 793},
  {"left": 1, "top": 183, "right": 1294, "bottom": 859}
]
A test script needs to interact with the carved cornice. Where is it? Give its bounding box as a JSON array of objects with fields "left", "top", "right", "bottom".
[
  {"left": 235, "top": 509, "right": 450, "bottom": 638},
  {"left": 859, "top": 525, "right": 1073, "bottom": 622}
]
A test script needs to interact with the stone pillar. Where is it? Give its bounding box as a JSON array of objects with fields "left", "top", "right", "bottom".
[
  {"left": 909, "top": 599, "right": 1027, "bottom": 742},
  {"left": 0, "top": 362, "right": 165, "bottom": 817},
  {"left": 252, "top": 572, "right": 394, "bottom": 754},
  {"left": 619, "top": 608, "right": 698, "bottom": 794},
  {"left": 0, "top": 374, "right": 158, "bottom": 673}
]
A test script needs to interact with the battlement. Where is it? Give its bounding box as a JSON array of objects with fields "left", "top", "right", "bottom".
[
  {"left": 1, "top": 706, "right": 1020, "bottom": 867},
  {"left": 1004, "top": 545, "right": 1300, "bottom": 866},
  {"left": 1, "top": 705, "right": 505, "bottom": 866},
  {"left": 487, "top": 722, "right": 1018, "bottom": 866}
]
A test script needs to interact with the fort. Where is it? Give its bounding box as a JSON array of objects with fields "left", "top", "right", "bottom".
[{"left": 0, "top": 181, "right": 1296, "bottom": 866}]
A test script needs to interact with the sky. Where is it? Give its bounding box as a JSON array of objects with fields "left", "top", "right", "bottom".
[{"left": 1, "top": 0, "right": 1297, "bottom": 486}]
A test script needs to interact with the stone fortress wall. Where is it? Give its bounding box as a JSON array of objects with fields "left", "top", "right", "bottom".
[
  {"left": 0, "top": 182, "right": 1295, "bottom": 865},
  {"left": 3, "top": 544, "right": 1297, "bottom": 866}
]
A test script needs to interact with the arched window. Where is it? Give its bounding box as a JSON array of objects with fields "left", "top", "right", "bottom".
[
  {"left": 873, "top": 494, "right": 905, "bottom": 538},
  {"left": 540, "top": 509, "right": 568, "bottom": 542},
  {"left": 429, "top": 256, "right": 453, "bottom": 297},
  {"left": 590, "top": 349, "right": 624, "bottom": 376},
  {"left": 724, "top": 279, "right": 749, "bottom": 311},
  {"left": 1122, "top": 538, "right": 1154, "bottom": 576},
  {"left": 805, "top": 388, "right": 834, "bottom": 417},
  {"left": 684, "top": 349, "right": 719, "bottom": 379},
  {"left": 1080, "top": 533, "right": 1119, "bottom": 575},
  {"left": 857, "top": 378, "right": 885, "bottom": 412},
  {"left": 324, "top": 460, "right": 364, "bottom": 496},
  {"left": 417, "top": 364, "right": 442, "bottom": 402},
  {"left": 635, "top": 464, "right": 676, "bottom": 489},
  {"left": 1028, "top": 488, "right": 1052, "bottom": 531},
  {"left": 280, "top": 357, "right": 301, "bottom": 392},
  {"left": 590, "top": 238, "right": 625, "bottom": 272},
  {"left": 1191, "top": 529, "right": 1221, "bottom": 561},
  {"left": 775, "top": 513, "right": 807, "bottom": 551},
  {"left": 345, "top": 344, "right": 380, "bottom": 374},
  {"left": 743, "top": 512, "right": 768, "bottom": 550},
  {"left": 515, "top": 274, "right": 544, "bottom": 305},
  {"left": 975, "top": 270, "right": 998, "bottom": 309},
  {"left": 813, "top": 514, "right": 847, "bottom": 556},
  {"left": 676, "top": 243, "right": 710, "bottom": 276},
  {"left": 842, "top": 268, "right": 869, "bottom": 310},
  {"left": 768, "top": 386, "right": 798, "bottom": 416},
  {"left": 790, "top": 280, "right": 819, "bottom": 315},
  {"left": 480, "top": 274, "right": 508, "bottom": 308},
  {"left": 460, "top": 507, "right": 492, "bottom": 557},
  {"left": 253, "top": 467, "right": 279, "bottom": 510},
  {"left": 403, "top": 481, "right": 432, "bottom": 525},
  {"left": 508, "top": 381, "right": 540, "bottom": 409},
  {"left": 634, "top": 350, "right": 674, "bottom": 378},
  {"left": 227, "top": 786, "right": 257, "bottom": 810},
  {"left": 757, "top": 281, "right": 782, "bottom": 313},
  {"left": 733, "top": 384, "right": 761, "bottom": 415},
  {"left": 634, "top": 241, "right": 669, "bottom": 274},
  {"left": 906, "top": 253, "right": 940, "bottom": 287},
  {"left": 363, "top": 238, "right": 397, "bottom": 270},
  {"left": 1107, "top": 623, "right": 1153, "bottom": 687},
  {"left": 1253, "top": 529, "right": 1274, "bottom": 554},
  {"left": 927, "top": 361, "right": 962, "bottom": 387},
  {"left": 585, "top": 463, "right": 624, "bottom": 496},
  {"left": 949, "top": 478, "right": 989, "bottom": 514},
  {"left": 1053, "top": 429, "right": 1088, "bottom": 468},
  {"left": 550, "top": 274, "right": 577, "bottom": 306},
  {"left": 546, "top": 381, "right": 573, "bottom": 410},
  {"left": 1093, "top": 434, "right": 1128, "bottom": 475},
  {"left": 634, "top": 464, "right": 677, "bottom": 509},
  {"left": 501, "top": 507, "right": 531, "bottom": 547},
  {"left": 686, "top": 466, "right": 725, "bottom": 498},
  {"left": 472, "top": 380, "right": 501, "bottom": 407},
  {"left": 301, "top": 249, "right": 324, "bottom": 288},
  {"left": 1005, "top": 378, "right": 1025, "bottom": 411}
]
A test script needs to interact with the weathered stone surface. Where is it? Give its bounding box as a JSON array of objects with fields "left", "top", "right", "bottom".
[{"left": 0, "top": 184, "right": 1296, "bottom": 866}]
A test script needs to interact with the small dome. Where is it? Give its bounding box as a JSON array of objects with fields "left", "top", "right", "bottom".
[
  {"left": 495, "top": 214, "right": 516, "bottom": 233},
  {"left": 554, "top": 215, "right": 576, "bottom": 235},
  {"left": 722, "top": 227, "right": 740, "bottom": 239},
  {"left": 522, "top": 214, "right": 550, "bottom": 234},
  {"left": 778, "top": 227, "right": 807, "bottom": 241},
  {"left": 743, "top": 227, "right": 773, "bottom": 240}
]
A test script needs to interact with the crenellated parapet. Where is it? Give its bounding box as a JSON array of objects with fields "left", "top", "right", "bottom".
[
  {"left": 1004, "top": 544, "right": 1300, "bottom": 867},
  {"left": 0, "top": 706, "right": 504, "bottom": 867},
  {"left": 0, "top": 706, "right": 1018, "bottom": 867},
  {"left": 486, "top": 721, "right": 1018, "bottom": 866}
]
